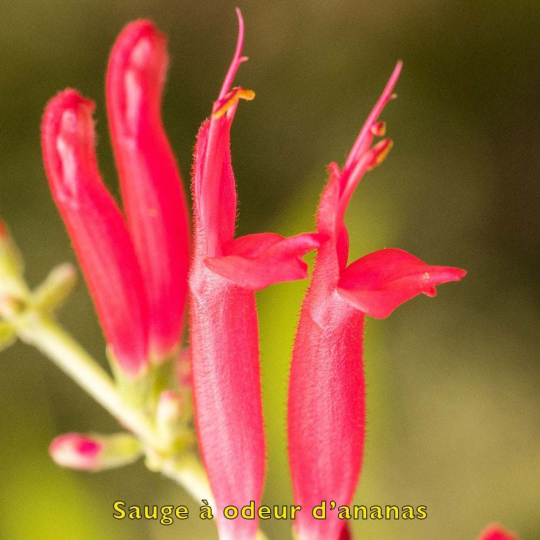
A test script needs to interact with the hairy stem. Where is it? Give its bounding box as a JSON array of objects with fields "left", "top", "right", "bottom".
[
  {"left": 14, "top": 313, "right": 269, "bottom": 540},
  {"left": 16, "top": 314, "right": 158, "bottom": 448}
]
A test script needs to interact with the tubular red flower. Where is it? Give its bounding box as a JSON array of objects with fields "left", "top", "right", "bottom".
[
  {"left": 189, "top": 10, "right": 319, "bottom": 540},
  {"left": 287, "top": 63, "right": 467, "bottom": 540},
  {"left": 478, "top": 525, "right": 520, "bottom": 540},
  {"left": 106, "top": 20, "right": 190, "bottom": 361},
  {"left": 41, "top": 90, "right": 149, "bottom": 378}
]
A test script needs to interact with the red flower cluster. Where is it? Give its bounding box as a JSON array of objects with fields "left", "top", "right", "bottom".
[{"left": 40, "top": 10, "right": 477, "bottom": 540}]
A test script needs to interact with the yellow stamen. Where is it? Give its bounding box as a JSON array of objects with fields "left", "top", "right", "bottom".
[
  {"left": 212, "top": 88, "right": 255, "bottom": 119},
  {"left": 367, "top": 140, "right": 393, "bottom": 171},
  {"left": 371, "top": 121, "right": 386, "bottom": 137}
]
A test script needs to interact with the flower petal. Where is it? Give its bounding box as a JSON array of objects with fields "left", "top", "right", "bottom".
[
  {"left": 204, "top": 232, "right": 322, "bottom": 290},
  {"left": 189, "top": 13, "right": 267, "bottom": 539},
  {"left": 193, "top": 111, "right": 239, "bottom": 259},
  {"left": 339, "top": 523, "right": 352, "bottom": 540},
  {"left": 195, "top": 9, "right": 250, "bottom": 258},
  {"left": 337, "top": 248, "right": 466, "bottom": 318}
]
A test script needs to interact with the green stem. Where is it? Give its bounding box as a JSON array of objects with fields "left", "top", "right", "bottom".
[
  {"left": 17, "top": 314, "right": 158, "bottom": 448},
  {"left": 14, "top": 313, "right": 269, "bottom": 540},
  {"left": 160, "top": 453, "right": 215, "bottom": 506},
  {"left": 162, "top": 455, "right": 269, "bottom": 540}
]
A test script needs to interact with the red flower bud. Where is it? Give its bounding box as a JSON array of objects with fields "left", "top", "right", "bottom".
[
  {"left": 41, "top": 91, "right": 149, "bottom": 378},
  {"left": 106, "top": 21, "right": 190, "bottom": 361}
]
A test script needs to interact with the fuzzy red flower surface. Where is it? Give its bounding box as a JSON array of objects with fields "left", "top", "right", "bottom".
[
  {"left": 107, "top": 21, "right": 190, "bottom": 361},
  {"left": 42, "top": 91, "right": 150, "bottom": 378},
  {"left": 287, "top": 63, "right": 466, "bottom": 540},
  {"left": 188, "top": 10, "right": 319, "bottom": 540},
  {"left": 41, "top": 21, "right": 190, "bottom": 376}
]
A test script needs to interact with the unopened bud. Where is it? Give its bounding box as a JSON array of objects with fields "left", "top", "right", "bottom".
[
  {"left": 0, "top": 220, "right": 23, "bottom": 276},
  {"left": 49, "top": 432, "right": 142, "bottom": 471}
]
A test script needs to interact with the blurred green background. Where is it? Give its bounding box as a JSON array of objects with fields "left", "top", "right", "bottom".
[{"left": 1, "top": 1, "right": 539, "bottom": 539}]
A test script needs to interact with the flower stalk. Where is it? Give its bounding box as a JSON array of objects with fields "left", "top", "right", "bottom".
[
  {"left": 16, "top": 313, "right": 158, "bottom": 448},
  {"left": 0, "top": 257, "right": 219, "bottom": 519}
]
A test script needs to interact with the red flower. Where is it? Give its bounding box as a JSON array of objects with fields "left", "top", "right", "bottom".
[
  {"left": 189, "top": 10, "right": 319, "bottom": 540},
  {"left": 41, "top": 21, "right": 189, "bottom": 377},
  {"left": 42, "top": 91, "right": 150, "bottom": 379},
  {"left": 287, "top": 62, "right": 466, "bottom": 540},
  {"left": 107, "top": 21, "right": 190, "bottom": 361}
]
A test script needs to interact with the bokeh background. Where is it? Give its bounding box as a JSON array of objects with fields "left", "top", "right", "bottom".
[{"left": 1, "top": 1, "right": 539, "bottom": 539}]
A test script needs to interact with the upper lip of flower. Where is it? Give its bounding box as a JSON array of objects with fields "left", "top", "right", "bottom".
[
  {"left": 191, "top": 9, "right": 322, "bottom": 291},
  {"left": 305, "top": 62, "right": 466, "bottom": 318},
  {"left": 334, "top": 61, "right": 402, "bottom": 241},
  {"left": 196, "top": 8, "right": 251, "bottom": 260}
]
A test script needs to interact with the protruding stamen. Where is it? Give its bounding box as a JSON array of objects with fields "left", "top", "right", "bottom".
[
  {"left": 366, "top": 139, "right": 393, "bottom": 171},
  {"left": 218, "top": 8, "right": 247, "bottom": 101},
  {"left": 343, "top": 61, "right": 402, "bottom": 175},
  {"left": 212, "top": 87, "right": 255, "bottom": 119},
  {"left": 370, "top": 121, "right": 386, "bottom": 137}
]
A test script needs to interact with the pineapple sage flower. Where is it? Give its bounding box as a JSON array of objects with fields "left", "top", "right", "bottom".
[
  {"left": 41, "top": 21, "right": 189, "bottom": 388},
  {"left": 288, "top": 63, "right": 467, "bottom": 540},
  {"left": 189, "top": 10, "right": 320, "bottom": 540}
]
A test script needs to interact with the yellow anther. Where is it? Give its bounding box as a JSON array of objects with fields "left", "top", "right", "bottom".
[
  {"left": 367, "top": 140, "right": 393, "bottom": 171},
  {"left": 212, "top": 88, "right": 255, "bottom": 119},
  {"left": 371, "top": 121, "right": 386, "bottom": 137}
]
